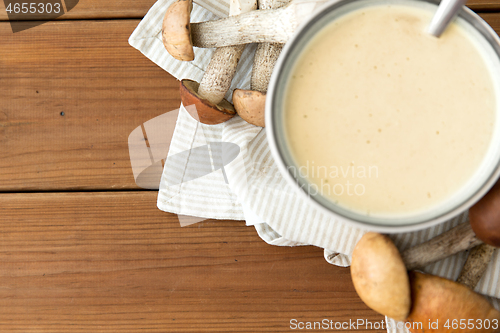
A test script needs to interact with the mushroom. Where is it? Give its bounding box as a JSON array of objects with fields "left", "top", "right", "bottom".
[
  {"left": 162, "top": 0, "right": 194, "bottom": 61},
  {"left": 456, "top": 243, "right": 496, "bottom": 289},
  {"left": 401, "top": 221, "right": 483, "bottom": 270},
  {"left": 469, "top": 180, "right": 500, "bottom": 247},
  {"left": 406, "top": 271, "right": 500, "bottom": 333},
  {"left": 401, "top": 181, "right": 500, "bottom": 270},
  {"left": 162, "top": 0, "right": 258, "bottom": 124},
  {"left": 232, "top": 89, "right": 266, "bottom": 127},
  {"left": 351, "top": 181, "right": 500, "bottom": 322},
  {"left": 351, "top": 232, "right": 411, "bottom": 322},
  {"left": 190, "top": 0, "right": 325, "bottom": 48},
  {"left": 351, "top": 232, "right": 500, "bottom": 326},
  {"left": 232, "top": 0, "right": 291, "bottom": 127},
  {"left": 450, "top": 181, "right": 500, "bottom": 289},
  {"left": 405, "top": 233, "right": 499, "bottom": 332}
]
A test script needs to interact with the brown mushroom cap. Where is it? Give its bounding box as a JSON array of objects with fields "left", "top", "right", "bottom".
[
  {"left": 162, "top": 0, "right": 194, "bottom": 61},
  {"left": 469, "top": 181, "right": 500, "bottom": 247},
  {"left": 406, "top": 271, "right": 500, "bottom": 333},
  {"left": 180, "top": 79, "right": 236, "bottom": 125},
  {"left": 351, "top": 232, "right": 411, "bottom": 322},
  {"left": 232, "top": 89, "right": 266, "bottom": 127}
]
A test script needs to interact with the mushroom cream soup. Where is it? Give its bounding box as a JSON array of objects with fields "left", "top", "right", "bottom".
[{"left": 284, "top": 4, "right": 496, "bottom": 217}]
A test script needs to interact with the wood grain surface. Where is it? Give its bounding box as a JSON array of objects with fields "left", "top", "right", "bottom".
[
  {"left": 473, "top": 0, "right": 500, "bottom": 10},
  {"left": 2, "top": 14, "right": 500, "bottom": 191},
  {"left": 0, "top": 20, "right": 178, "bottom": 191},
  {"left": 0, "top": 12, "right": 389, "bottom": 324},
  {"left": 0, "top": 0, "right": 498, "bottom": 21},
  {"left": 2, "top": 2, "right": 500, "bottom": 332},
  {"left": 0, "top": 191, "right": 383, "bottom": 332}
]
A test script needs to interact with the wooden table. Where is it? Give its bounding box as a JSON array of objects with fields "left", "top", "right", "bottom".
[{"left": 0, "top": 1, "right": 499, "bottom": 332}]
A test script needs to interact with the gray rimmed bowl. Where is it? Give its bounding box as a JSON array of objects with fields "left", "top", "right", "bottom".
[{"left": 266, "top": 0, "right": 500, "bottom": 233}]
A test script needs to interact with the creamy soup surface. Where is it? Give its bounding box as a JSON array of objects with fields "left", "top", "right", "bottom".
[{"left": 285, "top": 4, "right": 496, "bottom": 217}]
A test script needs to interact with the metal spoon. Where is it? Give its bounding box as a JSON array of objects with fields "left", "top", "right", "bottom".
[{"left": 427, "top": 0, "right": 468, "bottom": 37}]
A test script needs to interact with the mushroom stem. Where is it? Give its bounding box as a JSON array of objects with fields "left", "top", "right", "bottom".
[
  {"left": 401, "top": 181, "right": 500, "bottom": 270},
  {"left": 191, "top": 0, "right": 326, "bottom": 48},
  {"left": 251, "top": 0, "right": 291, "bottom": 91},
  {"left": 456, "top": 243, "right": 496, "bottom": 290},
  {"left": 196, "top": 0, "right": 257, "bottom": 105},
  {"left": 198, "top": 45, "right": 246, "bottom": 104},
  {"left": 251, "top": 43, "right": 284, "bottom": 92},
  {"left": 401, "top": 222, "right": 482, "bottom": 270},
  {"left": 232, "top": 0, "right": 292, "bottom": 127}
]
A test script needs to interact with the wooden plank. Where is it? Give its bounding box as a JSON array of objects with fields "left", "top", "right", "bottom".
[
  {"left": 0, "top": 20, "right": 180, "bottom": 191},
  {"left": 3, "top": 15, "right": 500, "bottom": 192},
  {"left": 0, "top": 191, "right": 384, "bottom": 332},
  {"left": 0, "top": 0, "right": 158, "bottom": 20},
  {"left": 480, "top": 11, "right": 500, "bottom": 24},
  {"left": 0, "top": 0, "right": 498, "bottom": 22},
  {"left": 472, "top": 0, "right": 500, "bottom": 10}
]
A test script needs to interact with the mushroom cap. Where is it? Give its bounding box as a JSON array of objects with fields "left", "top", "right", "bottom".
[
  {"left": 469, "top": 181, "right": 500, "bottom": 247},
  {"left": 180, "top": 79, "right": 236, "bottom": 125},
  {"left": 162, "top": 0, "right": 194, "bottom": 61},
  {"left": 351, "top": 232, "right": 411, "bottom": 322},
  {"left": 406, "top": 271, "right": 500, "bottom": 333},
  {"left": 232, "top": 89, "right": 266, "bottom": 127}
]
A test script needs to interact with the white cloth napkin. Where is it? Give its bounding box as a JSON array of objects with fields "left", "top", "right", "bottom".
[{"left": 129, "top": 0, "right": 500, "bottom": 328}]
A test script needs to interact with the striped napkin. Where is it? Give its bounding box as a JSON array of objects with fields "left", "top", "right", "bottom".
[{"left": 129, "top": 0, "right": 500, "bottom": 328}]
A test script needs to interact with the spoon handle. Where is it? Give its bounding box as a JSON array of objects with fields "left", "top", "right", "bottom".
[{"left": 427, "top": 0, "right": 468, "bottom": 37}]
